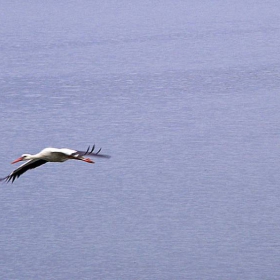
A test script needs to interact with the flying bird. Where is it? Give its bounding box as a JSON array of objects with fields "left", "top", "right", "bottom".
[{"left": 0, "top": 145, "right": 110, "bottom": 183}]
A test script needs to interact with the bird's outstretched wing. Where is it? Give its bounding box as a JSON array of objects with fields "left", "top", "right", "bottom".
[
  {"left": 0, "top": 159, "right": 48, "bottom": 183},
  {"left": 73, "top": 145, "right": 111, "bottom": 159}
]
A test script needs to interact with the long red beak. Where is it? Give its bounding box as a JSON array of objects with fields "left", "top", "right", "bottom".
[{"left": 11, "top": 157, "right": 24, "bottom": 164}]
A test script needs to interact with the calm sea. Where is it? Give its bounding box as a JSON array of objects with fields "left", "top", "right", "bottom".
[{"left": 1, "top": 1, "right": 280, "bottom": 279}]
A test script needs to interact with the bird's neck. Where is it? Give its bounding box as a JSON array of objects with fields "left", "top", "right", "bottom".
[{"left": 25, "top": 154, "right": 38, "bottom": 160}]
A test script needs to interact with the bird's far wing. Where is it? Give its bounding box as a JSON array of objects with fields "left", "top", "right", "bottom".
[
  {"left": 73, "top": 145, "right": 111, "bottom": 159},
  {"left": 58, "top": 148, "right": 77, "bottom": 156},
  {"left": 0, "top": 159, "right": 48, "bottom": 183}
]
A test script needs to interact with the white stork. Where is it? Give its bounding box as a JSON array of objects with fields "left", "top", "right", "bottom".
[{"left": 0, "top": 145, "right": 110, "bottom": 183}]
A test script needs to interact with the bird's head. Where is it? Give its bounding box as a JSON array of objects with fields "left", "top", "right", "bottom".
[{"left": 11, "top": 154, "right": 32, "bottom": 164}]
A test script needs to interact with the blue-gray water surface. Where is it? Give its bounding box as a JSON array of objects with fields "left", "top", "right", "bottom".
[{"left": 1, "top": 1, "right": 280, "bottom": 279}]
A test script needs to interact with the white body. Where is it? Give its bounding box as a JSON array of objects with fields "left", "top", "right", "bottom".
[{"left": 32, "top": 148, "right": 77, "bottom": 162}]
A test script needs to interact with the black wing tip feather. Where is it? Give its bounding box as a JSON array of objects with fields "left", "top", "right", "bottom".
[
  {"left": 0, "top": 175, "right": 16, "bottom": 183},
  {"left": 76, "top": 145, "right": 111, "bottom": 159},
  {"left": 0, "top": 173, "right": 24, "bottom": 183},
  {"left": 0, "top": 176, "right": 8, "bottom": 183}
]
